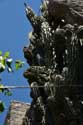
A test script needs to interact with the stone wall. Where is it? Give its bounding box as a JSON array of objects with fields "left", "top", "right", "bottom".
[{"left": 5, "top": 101, "right": 30, "bottom": 125}]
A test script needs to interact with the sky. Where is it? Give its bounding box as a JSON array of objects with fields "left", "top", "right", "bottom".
[{"left": 0, "top": 0, "right": 41, "bottom": 124}]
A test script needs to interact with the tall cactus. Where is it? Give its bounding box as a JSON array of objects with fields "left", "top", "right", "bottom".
[{"left": 23, "top": 1, "right": 83, "bottom": 125}]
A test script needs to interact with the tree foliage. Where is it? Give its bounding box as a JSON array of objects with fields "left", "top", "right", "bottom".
[{"left": 0, "top": 51, "right": 25, "bottom": 113}]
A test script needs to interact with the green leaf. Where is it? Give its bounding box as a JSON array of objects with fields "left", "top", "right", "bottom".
[
  {"left": 0, "top": 63, "right": 5, "bottom": 73},
  {"left": 4, "top": 52, "right": 10, "bottom": 58},
  {"left": 6, "top": 58, "right": 13, "bottom": 64},
  {"left": 7, "top": 67, "right": 13, "bottom": 72},
  {"left": 6, "top": 58, "right": 13, "bottom": 72},
  {"left": 0, "top": 56, "right": 5, "bottom": 66},
  {"left": 0, "top": 101, "right": 5, "bottom": 113},
  {"left": 15, "top": 60, "right": 25, "bottom": 70},
  {"left": 0, "top": 84, "right": 4, "bottom": 92},
  {"left": 0, "top": 51, "right": 2, "bottom": 56},
  {"left": 4, "top": 90, "right": 12, "bottom": 96}
]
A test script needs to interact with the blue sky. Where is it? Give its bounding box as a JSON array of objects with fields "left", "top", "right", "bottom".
[{"left": 0, "top": 0, "right": 41, "bottom": 124}]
